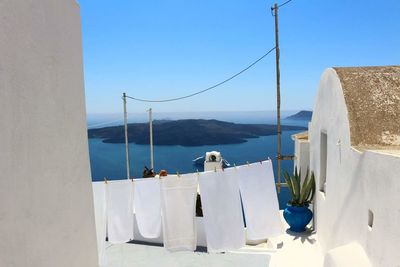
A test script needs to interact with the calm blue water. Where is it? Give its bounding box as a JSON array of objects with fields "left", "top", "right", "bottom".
[
  {"left": 88, "top": 111, "right": 309, "bottom": 208},
  {"left": 88, "top": 120, "right": 306, "bottom": 208}
]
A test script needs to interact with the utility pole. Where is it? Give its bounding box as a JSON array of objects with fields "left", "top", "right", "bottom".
[
  {"left": 148, "top": 108, "right": 154, "bottom": 170},
  {"left": 273, "top": 3, "right": 282, "bottom": 193},
  {"left": 123, "top": 92, "right": 131, "bottom": 179}
]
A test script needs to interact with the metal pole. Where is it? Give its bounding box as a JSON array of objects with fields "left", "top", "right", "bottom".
[
  {"left": 123, "top": 92, "right": 131, "bottom": 179},
  {"left": 148, "top": 108, "right": 154, "bottom": 170},
  {"left": 273, "top": 3, "right": 282, "bottom": 193}
]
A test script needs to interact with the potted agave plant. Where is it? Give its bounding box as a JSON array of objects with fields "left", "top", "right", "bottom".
[{"left": 282, "top": 168, "right": 316, "bottom": 232}]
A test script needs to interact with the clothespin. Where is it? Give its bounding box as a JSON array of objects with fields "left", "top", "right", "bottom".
[
  {"left": 246, "top": 161, "right": 250, "bottom": 166},
  {"left": 103, "top": 177, "right": 108, "bottom": 184},
  {"left": 196, "top": 169, "right": 200, "bottom": 176},
  {"left": 176, "top": 171, "right": 181, "bottom": 178},
  {"left": 259, "top": 160, "right": 263, "bottom": 164},
  {"left": 234, "top": 163, "right": 237, "bottom": 169},
  {"left": 221, "top": 166, "right": 225, "bottom": 172},
  {"left": 268, "top": 156, "right": 271, "bottom": 161}
]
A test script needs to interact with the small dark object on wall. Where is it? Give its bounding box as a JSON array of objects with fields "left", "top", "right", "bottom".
[
  {"left": 196, "top": 194, "right": 203, "bottom": 217},
  {"left": 143, "top": 166, "right": 155, "bottom": 178},
  {"left": 159, "top": 170, "right": 168, "bottom": 177}
]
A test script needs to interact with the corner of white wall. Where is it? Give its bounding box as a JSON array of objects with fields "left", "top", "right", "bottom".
[{"left": 0, "top": 1, "right": 98, "bottom": 266}]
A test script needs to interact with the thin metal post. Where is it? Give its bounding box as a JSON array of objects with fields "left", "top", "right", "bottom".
[
  {"left": 148, "top": 108, "right": 154, "bottom": 170},
  {"left": 123, "top": 92, "right": 131, "bottom": 179},
  {"left": 273, "top": 3, "right": 282, "bottom": 193}
]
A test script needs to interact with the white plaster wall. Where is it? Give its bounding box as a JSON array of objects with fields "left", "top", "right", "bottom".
[
  {"left": 310, "top": 68, "right": 400, "bottom": 267},
  {"left": 359, "top": 150, "right": 400, "bottom": 267},
  {"left": 323, "top": 242, "right": 372, "bottom": 267},
  {"left": 0, "top": 1, "right": 99, "bottom": 266},
  {"left": 293, "top": 139, "right": 310, "bottom": 179}
]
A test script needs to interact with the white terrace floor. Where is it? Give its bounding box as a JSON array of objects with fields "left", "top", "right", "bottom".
[{"left": 103, "top": 212, "right": 323, "bottom": 267}]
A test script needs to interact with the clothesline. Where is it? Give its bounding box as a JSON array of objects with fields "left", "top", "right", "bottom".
[{"left": 102, "top": 158, "right": 273, "bottom": 183}]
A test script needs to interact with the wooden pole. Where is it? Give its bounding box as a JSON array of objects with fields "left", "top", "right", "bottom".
[
  {"left": 148, "top": 108, "right": 154, "bottom": 170},
  {"left": 123, "top": 92, "right": 131, "bottom": 179},
  {"left": 273, "top": 3, "right": 282, "bottom": 193}
]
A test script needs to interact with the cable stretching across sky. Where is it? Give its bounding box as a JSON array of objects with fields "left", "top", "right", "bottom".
[
  {"left": 125, "top": 46, "right": 276, "bottom": 103},
  {"left": 278, "top": 0, "right": 294, "bottom": 8}
]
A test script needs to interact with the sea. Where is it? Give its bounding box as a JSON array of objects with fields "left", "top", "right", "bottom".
[{"left": 87, "top": 111, "right": 309, "bottom": 209}]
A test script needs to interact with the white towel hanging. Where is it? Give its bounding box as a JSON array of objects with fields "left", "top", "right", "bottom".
[
  {"left": 106, "top": 180, "right": 134, "bottom": 244},
  {"left": 198, "top": 168, "right": 245, "bottom": 252},
  {"left": 160, "top": 174, "right": 198, "bottom": 252},
  {"left": 133, "top": 178, "right": 162, "bottom": 239},
  {"left": 237, "top": 160, "right": 282, "bottom": 241}
]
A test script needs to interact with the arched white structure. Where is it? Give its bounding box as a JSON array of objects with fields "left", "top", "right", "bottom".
[{"left": 295, "top": 66, "right": 400, "bottom": 267}]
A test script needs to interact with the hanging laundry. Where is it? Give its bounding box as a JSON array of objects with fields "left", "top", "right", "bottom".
[
  {"left": 198, "top": 168, "right": 245, "bottom": 252},
  {"left": 92, "top": 182, "right": 107, "bottom": 266},
  {"left": 237, "top": 160, "right": 282, "bottom": 241},
  {"left": 134, "top": 178, "right": 162, "bottom": 239},
  {"left": 106, "top": 180, "right": 134, "bottom": 244},
  {"left": 160, "top": 174, "right": 198, "bottom": 252}
]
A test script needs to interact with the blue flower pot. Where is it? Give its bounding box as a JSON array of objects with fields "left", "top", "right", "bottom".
[{"left": 283, "top": 204, "right": 313, "bottom": 232}]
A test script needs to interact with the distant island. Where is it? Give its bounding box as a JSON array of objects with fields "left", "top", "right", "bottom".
[
  {"left": 88, "top": 119, "right": 306, "bottom": 146},
  {"left": 286, "top": 110, "right": 313, "bottom": 120}
]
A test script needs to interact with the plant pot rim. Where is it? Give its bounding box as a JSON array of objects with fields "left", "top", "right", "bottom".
[{"left": 286, "top": 203, "right": 309, "bottom": 208}]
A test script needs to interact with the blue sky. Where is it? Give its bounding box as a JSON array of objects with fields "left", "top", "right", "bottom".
[{"left": 80, "top": 0, "right": 400, "bottom": 114}]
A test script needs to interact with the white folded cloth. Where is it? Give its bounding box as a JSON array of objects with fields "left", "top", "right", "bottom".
[
  {"left": 92, "top": 182, "right": 107, "bottom": 266},
  {"left": 198, "top": 169, "right": 245, "bottom": 252},
  {"left": 133, "top": 178, "right": 162, "bottom": 239},
  {"left": 160, "top": 174, "right": 198, "bottom": 252},
  {"left": 106, "top": 180, "right": 134, "bottom": 244},
  {"left": 237, "top": 160, "right": 282, "bottom": 241}
]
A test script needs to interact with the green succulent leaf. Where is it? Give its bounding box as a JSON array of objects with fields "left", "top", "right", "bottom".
[
  {"left": 299, "top": 174, "right": 310, "bottom": 203},
  {"left": 309, "top": 172, "right": 316, "bottom": 202},
  {"left": 293, "top": 168, "right": 301, "bottom": 202},
  {"left": 283, "top": 171, "right": 295, "bottom": 199},
  {"left": 282, "top": 167, "right": 316, "bottom": 206}
]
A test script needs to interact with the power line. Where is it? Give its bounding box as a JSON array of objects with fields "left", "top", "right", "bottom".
[
  {"left": 278, "top": 0, "right": 294, "bottom": 8},
  {"left": 125, "top": 47, "right": 276, "bottom": 103},
  {"left": 271, "top": 0, "right": 294, "bottom": 16}
]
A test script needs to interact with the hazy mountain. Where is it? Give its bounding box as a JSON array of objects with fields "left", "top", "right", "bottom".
[
  {"left": 286, "top": 110, "right": 312, "bottom": 121},
  {"left": 88, "top": 119, "right": 306, "bottom": 146}
]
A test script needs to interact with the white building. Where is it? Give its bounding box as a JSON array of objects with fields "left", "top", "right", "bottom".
[
  {"left": 1, "top": 1, "right": 400, "bottom": 266},
  {"left": 0, "top": 1, "right": 98, "bottom": 266},
  {"left": 293, "top": 66, "right": 400, "bottom": 267}
]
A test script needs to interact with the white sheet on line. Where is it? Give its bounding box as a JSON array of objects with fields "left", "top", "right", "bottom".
[
  {"left": 133, "top": 178, "right": 162, "bottom": 239},
  {"left": 198, "top": 168, "right": 245, "bottom": 252},
  {"left": 160, "top": 174, "right": 198, "bottom": 252},
  {"left": 107, "top": 180, "right": 134, "bottom": 244},
  {"left": 237, "top": 160, "right": 282, "bottom": 241},
  {"left": 92, "top": 182, "right": 107, "bottom": 266}
]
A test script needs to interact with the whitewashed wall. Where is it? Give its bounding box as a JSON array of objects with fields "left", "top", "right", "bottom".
[
  {"left": 293, "top": 137, "right": 310, "bottom": 180},
  {"left": 308, "top": 68, "right": 400, "bottom": 267},
  {"left": 0, "top": 1, "right": 98, "bottom": 266}
]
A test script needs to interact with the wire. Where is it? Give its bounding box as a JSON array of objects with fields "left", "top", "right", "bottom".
[
  {"left": 278, "top": 0, "right": 294, "bottom": 8},
  {"left": 271, "top": 0, "right": 294, "bottom": 16},
  {"left": 125, "top": 47, "right": 276, "bottom": 103}
]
